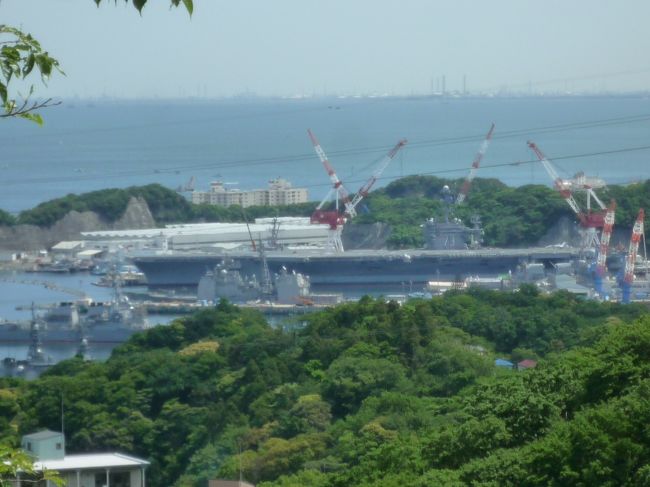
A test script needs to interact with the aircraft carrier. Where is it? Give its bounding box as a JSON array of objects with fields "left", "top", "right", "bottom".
[{"left": 132, "top": 246, "right": 580, "bottom": 291}]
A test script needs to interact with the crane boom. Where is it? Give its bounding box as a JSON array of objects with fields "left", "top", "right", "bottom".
[
  {"left": 588, "top": 189, "right": 606, "bottom": 211},
  {"left": 456, "top": 123, "right": 495, "bottom": 204},
  {"left": 308, "top": 129, "right": 350, "bottom": 210},
  {"left": 346, "top": 138, "right": 408, "bottom": 218},
  {"left": 596, "top": 200, "right": 616, "bottom": 276},
  {"left": 624, "top": 208, "right": 645, "bottom": 284},
  {"left": 527, "top": 141, "right": 583, "bottom": 217},
  {"left": 622, "top": 208, "right": 645, "bottom": 304}
]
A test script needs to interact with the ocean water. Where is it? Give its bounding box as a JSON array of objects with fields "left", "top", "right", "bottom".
[{"left": 1, "top": 96, "right": 650, "bottom": 214}]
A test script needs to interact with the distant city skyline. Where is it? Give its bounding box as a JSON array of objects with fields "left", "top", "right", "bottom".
[{"left": 2, "top": 0, "right": 650, "bottom": 99}]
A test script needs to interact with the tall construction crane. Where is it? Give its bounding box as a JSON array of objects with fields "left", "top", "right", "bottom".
[
  {"left": 621, "top": 208, "right": 645, "bottom": 304},
  {"left": 307, "top": 129, "right": 350, "bottom": 250},
  {"left": 308, "top": 129, "right": 352, "bottom": 213},
  {"left": 345, "top": 138, "right": 408, "bottom": 218},
  {"left": 527, "top": 141, "right": 605, "bottom": 249},
  {"left": 307, "top": 130, "right": 407, "bottom": 251},
  {"left": 456, "top": 123, "right": 495, "bottom": 204},
  {"left": 594, "top": 200, "right": 616, "bottom": 297}
]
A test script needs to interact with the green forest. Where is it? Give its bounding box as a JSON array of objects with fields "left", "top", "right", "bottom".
[
  {"left": 2, "top": 176, "right": 649, "bottom": 248},
  {"left": 2, "top": 289, "right": 650, "bottom": 486}
]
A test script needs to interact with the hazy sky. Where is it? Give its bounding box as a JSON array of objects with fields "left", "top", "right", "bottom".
[{"left": 3, "top": 0, "right": 650, "bottom": 98}]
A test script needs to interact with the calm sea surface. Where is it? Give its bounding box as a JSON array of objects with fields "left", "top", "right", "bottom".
[{"left": 1, "top": 96, "right": 649, "bottom": 214}]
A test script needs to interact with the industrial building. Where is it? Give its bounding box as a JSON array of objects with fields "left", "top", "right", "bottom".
[{"left": 78, "top": 217, "right": 330, "bottom": 252}]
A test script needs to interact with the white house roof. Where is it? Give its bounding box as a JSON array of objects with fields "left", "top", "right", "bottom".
[
  {"left": 22, "top": 430, "right": 62, "bottom": 441},
  {"left": 34, "top": 453, "right": 149, "bottom": 471},
  {"left": 52, "top": 241, "right": 84, "bottom": 251},
  {"left": 76, "top": 249, "right": 103, "bottom": 258}
]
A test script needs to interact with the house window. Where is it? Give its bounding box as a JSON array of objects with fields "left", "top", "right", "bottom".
[
  {"left": 96, "top": 471, "right": 131, "bottom": 487},
  {"left": 56, "top": 443, "right": 62, "bottom": 450}
]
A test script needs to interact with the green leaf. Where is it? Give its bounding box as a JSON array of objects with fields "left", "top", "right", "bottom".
[
  {"left": 182, "top": 0, "right": 193, "bottom": 15},
  {"left": 20, "top": 112, "right": 43, "bottom": 126},
  {"left": 23, "top": 53, "right": 36, "bottom": 77},
  {"left": 133, "top": 0, "right": 147, "bottom": 12},
  {"left": 0, "top": 82, "right": 6, "bottom": 104}
]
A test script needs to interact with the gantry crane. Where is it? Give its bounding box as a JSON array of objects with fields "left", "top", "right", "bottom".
[
  {"left": 527, "top": 141, "right": 606, "bottom": 249},
  {"left": 621, "top": 208, "right": 645, "bottom": 304},
  {"left": 456, "top": 123, "right": 495, "bottom": 205}
]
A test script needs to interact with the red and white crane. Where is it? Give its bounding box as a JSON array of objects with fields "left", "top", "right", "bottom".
[
  {"left": 569, "top": 171, "right": 606, "bottom": 213},
  {"left": 307, "top": 130, "right": 407, "bottom": 251},
  {"left": 595, "top": 200, "right": 616, "bottom": 278},
  {"left": 622, "top": 208, "right": 645, "bottom": 304},
  {"left": 307, "top": 129, "right": 349, "bottom": 251},
  {"left": 527, "top": 141, "right": 605, "bottom": 249},
  {"left": 308, "top": 129, "right": 352, "bottom": 213},
  {"left": 456, "top": 123, "right": 495, "bottom": 204}
]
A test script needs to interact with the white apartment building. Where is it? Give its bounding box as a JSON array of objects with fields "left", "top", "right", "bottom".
[{"left": 191, "top": 178, "right": 308, "bottom": 208}]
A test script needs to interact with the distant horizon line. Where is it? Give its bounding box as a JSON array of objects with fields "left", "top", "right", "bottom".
[{"left": 47, "top": 91, "right": 650, "bottom": 104}]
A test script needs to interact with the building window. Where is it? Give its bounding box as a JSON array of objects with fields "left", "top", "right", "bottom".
[
  {"left": 95, "top": 471, "right": 131, "bottom": 487},
  {"left": 56, "top": 443, "right": 62, "bottom": 450},
  {"left": 26, "top": 442, "right": 31, "bottom": 451}
]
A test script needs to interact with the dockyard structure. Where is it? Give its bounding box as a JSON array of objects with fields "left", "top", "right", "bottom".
[
  {"left": 78, "top": 217, "right": 330, "bottom": 252},
  {"left": 20, "top": 430, "right": 150, "bottom": 487},
  {"left": 191, "top": 178, "right": 308, "bottom": 208}
]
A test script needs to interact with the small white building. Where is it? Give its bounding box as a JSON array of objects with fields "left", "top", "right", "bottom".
[
  {"left": 21, "top": 430, "right": 149, "bottom": 487},
  {"left": 51, "top": 241, "right": 85, "bottom": 259}
]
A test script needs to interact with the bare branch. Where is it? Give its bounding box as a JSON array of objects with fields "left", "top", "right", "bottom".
[{"left": 0, "top": 98, "right": 61, "bottom": 118}]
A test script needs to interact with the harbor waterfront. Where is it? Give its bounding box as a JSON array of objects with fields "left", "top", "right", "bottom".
[{"left": 0, "top": 270, "right": 179, "bottom": 373}]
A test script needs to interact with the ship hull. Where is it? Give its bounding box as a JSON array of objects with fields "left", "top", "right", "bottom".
[
  {"left": 0, "top": 322, "right": 144, "bottom": 345},
  {"left": 133, "top": 247, "right": 580, "bottom": 291}
]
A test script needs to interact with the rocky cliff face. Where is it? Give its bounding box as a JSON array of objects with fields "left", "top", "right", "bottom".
[{"left": 0, "top": 197, "right": 156, "bottom": 251}]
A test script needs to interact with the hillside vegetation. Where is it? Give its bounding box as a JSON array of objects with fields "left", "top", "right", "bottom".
[
  {"left": 3, "top": 177, "right": 649, "bottom": 248},
  {"left": 11, "top": 184, "right": 316, "bottom": 228},
  {"left": 358, "top": 176, "right": 650, "bottom": 248},
  {"left": 0, "top": 209, "right": 15, "bottom": 226},
  {"left": 1, "top": 289, "right": 649, "bottom": 486}
]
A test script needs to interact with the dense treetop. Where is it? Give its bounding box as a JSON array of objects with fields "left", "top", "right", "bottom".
[{"left": 1, "top": 290, "right": 649, "bottom": 486}]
